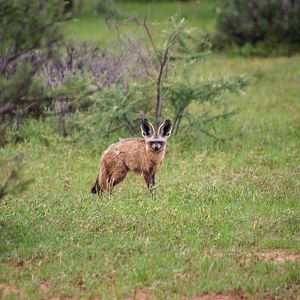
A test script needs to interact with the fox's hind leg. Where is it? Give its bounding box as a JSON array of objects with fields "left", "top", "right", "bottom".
[
  {"left": 107, "top": 170, "right": 128, "bottom": 195},
  {"left": 91, "top": 173, "right": 106, "bottom": 195},
  {"left": 97, "top": 156, "right": 128, "bottom": 195}
]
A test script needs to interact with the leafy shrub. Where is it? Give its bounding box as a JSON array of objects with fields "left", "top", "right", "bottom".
[
  {"left": 215, "top": 0, "right": 300, "bottom": 51},
  {"left": 72, "top": 83, "right": 153, "bottom": 140},
  {"left": 0, "top": 37, "right": 154, "bottom": 141},
  {"left": 163, "top": 74, "right": 249, "bottom": 136},
  {"left": 40, "top": 40, "right": 155, "bottom": 138},
  {"left": 0, "top": 155, "right": 33, "bottom": 199},
  {"left": 0, "top": 0, "right": 133, "bottom": 143},
  {"left": 71, "top": 17, "right": 250, "bottom": 142},
  {"left": 0, "top": 0, "right": 73, "bottom": 144}
]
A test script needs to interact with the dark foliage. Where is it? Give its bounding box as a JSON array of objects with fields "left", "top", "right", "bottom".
[
  {"left": 0, "top": 0, "right": 72, "bottom": 143},
  {"left": 216, "top": 0, "right": 300, "bottom": 49},
  {"left": 0, "top": 156, "right": 33, "bottom": 200}
]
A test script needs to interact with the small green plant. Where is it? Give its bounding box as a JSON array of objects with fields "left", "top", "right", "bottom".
[
  {"left": 163, "top": 74, "right": 249, "bottom": 136},
  {"left": 0, "top": 156, "right": 33, "bottom": 200},
  {"left": 126, "top": 15, "right": 250, "bottom": 139},
  {"left": 73, "top": 83, "right": 153, "bottom": 139}
]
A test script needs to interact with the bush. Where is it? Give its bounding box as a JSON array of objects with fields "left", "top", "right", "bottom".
[
  {"left": 69, "top": 17, "right": 250, "bottom": 142},
  {"left": 215, "top": 0, "right": 300, "bottom": 51},
  {"left": 0, "top": 0, "right": 124, "bottom": 144},
  {"left": 163, "top": 74, "right": 249, "bottom": 136},
  {"left": 0, "top": 155, "right": 33, "bottom": 199},
  {"left": 0, "top": 0, "right": 71, "bottom": 144},
  {"left": 72, "top": 83, "right": 153, "bottom": 140}
]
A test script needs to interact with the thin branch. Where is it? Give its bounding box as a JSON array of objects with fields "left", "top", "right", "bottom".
[
  {"left": 133, "top": 15, "right": 161, "bottom": 64},
  {"left": 104, "top": 124, "right": 124, "bottom": 138},
  {"left": 123, "top": 114, "right": 136, "bottom": 133},
  {"left": 175, "top": 113, "right": 183, "bottom": 135},
  {"left": 0, "top": 46, "right": 36, "bottom": 74},
  {"left": 155, "top": 47, "right": 169, "bottom": 126},
  {"left": 0, "top": 59, "right": 44, "bottom": 120},
  {"left": 198, "top": 127, "right": 222, "bottom": 141},
  {"left": 202, "top": 111, "right": 237, "bottom": 124},
  {"left": 0, "top": 101, "right": 14, "bottom": 119}
]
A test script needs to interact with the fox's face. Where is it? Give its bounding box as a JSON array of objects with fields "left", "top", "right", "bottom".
[{"left": 141, "top": 119, "right": 172, "bottom": 152}]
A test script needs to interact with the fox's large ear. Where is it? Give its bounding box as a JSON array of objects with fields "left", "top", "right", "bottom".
[
  {"left": 159, "top": 119, "right": 172, "bottom": 138},
  {"left": 141, "top": 119, "right": 155, "bottom": 137}
]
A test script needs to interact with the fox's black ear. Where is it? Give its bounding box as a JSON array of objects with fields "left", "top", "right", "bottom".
[
  {"left": 159, "top": 119, "right": 172, "bottom": 137},
  {"left": 141, "top": 119, "right": 155, "bottom": 137}
]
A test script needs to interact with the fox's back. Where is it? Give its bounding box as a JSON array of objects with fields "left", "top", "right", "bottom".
[{"left": 101, "top": 138, "right": 165, "bottom": 174}]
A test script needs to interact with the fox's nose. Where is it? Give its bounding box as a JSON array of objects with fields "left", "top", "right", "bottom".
[
  {"left": 150, "top": 141, "right": 163, "bottom": 151},
  {"left": 154, "top": 144, "right": 160, "bottom": 150}
]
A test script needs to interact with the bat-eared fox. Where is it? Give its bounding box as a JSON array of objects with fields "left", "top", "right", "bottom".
[{"left": 91, "top": 118, "right": 172, "bottom": 195}]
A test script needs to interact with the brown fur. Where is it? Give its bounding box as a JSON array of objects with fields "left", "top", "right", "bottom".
[{"left": 91, "top": 119, "right": 172, "bottom": 195}]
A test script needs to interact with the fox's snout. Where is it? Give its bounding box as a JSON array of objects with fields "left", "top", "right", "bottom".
[{"left": 149, "top": 140, "right": 164, "bottom": 151}]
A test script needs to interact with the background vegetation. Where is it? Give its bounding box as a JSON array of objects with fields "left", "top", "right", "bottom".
[
  {"left": 0, "top": 0, "right": 299, "bottom": 299},
  {"left": 215, "top": 0, "right": 300, "bottom": 54}
]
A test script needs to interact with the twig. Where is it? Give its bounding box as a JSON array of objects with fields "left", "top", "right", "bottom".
[
  {"left": 202, "top": 111, "right": 237, "bottom": 124},
  {"left": 155, "top": 47, "right": 169, "bottom": 126},
  {"left": 198, "top": 127, "right": 221, "bottom": 141},
  {"left": 133, "top": 15, "right": 161, "bottom": 64},
  {"left": 134, "top": 15, "right": 185, "bottom": 126}
]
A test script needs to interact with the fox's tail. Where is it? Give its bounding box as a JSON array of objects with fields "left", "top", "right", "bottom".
[{"left": 91, "top": 175, "right": 100, "bottom": 194}]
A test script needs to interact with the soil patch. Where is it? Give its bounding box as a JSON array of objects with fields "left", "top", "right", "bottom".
[
  {"left": 183, "top": 291, "right": 247, "bottom": 300},
  {"left": 257, "top": 250, "right": 300, "bottom": 264},
  {"left": 40, "top": 280, "right": 52, "bottom": 291},
  {"left": 0, "top": 282, "right": 24, "bottom": 298},
  {"left": 125, "top": 289, "right": 152, "bottom": 300}
]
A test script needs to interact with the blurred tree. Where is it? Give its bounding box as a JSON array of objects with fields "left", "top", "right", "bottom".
[
  {"left": 0, "top": 156, "right": 33, "bottom": 200},
  {"left": 64, "top": 0, "right": 73, "bottom": 13},
  {"left": 0, "top": 0, "right": 76, "bottom": 197},
  {"left": 0, "top": 0, "right": 75, "bottom": 135},
  {"left": 215, "top": 0, "right": 300, "bottom": 51}
]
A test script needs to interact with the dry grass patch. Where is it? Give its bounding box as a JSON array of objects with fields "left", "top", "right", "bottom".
[
  {"left": 257, "top": 251, "right": 300, "bottom": 264},
  {"left": 0, "top": 282, "right": 24, "bottom": 298}
]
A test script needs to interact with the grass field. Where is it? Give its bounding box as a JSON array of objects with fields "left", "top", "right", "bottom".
[
  {"left": 63, "top": 0, "right": 221, "bottom": 44},
  {"left": 1, "top": 1, "right": 300, "bottom": 299}
]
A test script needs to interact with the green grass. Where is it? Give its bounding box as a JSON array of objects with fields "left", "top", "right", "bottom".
[
  {"left": 1, "top": 53, "right": 300, "bottom": 299},
  {"left": 1, "top": 1, "right": 300, "bottom": 299},
  {"left": 63, "top": 0, "right": 221, "bottom": 44}
]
